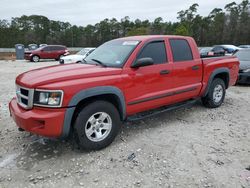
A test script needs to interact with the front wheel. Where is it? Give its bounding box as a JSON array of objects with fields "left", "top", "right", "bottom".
[
  {"left": 31, "top": 55, "right": 40, "bottom": 62},
  {"left": 202, "top": 78, "right": 226, "bottom": 108},
  {"left": 73, "top": 101, "right": 121, "bottom": 150}
]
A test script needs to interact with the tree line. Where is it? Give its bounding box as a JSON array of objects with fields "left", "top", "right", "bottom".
[{"left": 0, "top": 0, "right": 249, "bottom": 48}]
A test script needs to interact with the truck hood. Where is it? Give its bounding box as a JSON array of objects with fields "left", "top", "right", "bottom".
[{"left": 16, "top": 63, "right": 122, "bottom": 88}]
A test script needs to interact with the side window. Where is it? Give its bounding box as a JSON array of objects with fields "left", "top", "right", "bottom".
[
  {"left": 137, "top": 41, "right": 167, "bottom": 64},
  {"left": 51, "top": 46, "right": 58, "bottom": 51},
  {"left": 50, "top": 46, "right": 63, "bottom": 51},
  {"left": 43, "top": 46, "right": 51, "bottom": 51},
  {"left": 56, "top": 46, "right": 65, "bottom": 50},
  {"left": 170, "top": 39, "right": 193, "bottom": 62}
]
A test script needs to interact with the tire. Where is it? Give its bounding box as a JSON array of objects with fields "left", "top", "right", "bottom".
[
  {"left": 59, "top": 59, "right": 64, "bottom": 64},
  {"left": 73, "top": 100, "right": 122, "bottom": 150},
  {"left": 31, "top": 55, "right": 40, "bottom": 62},
  {"left": 56, "top": 55, "right": 63, "bottom": 61},
  {"left": 202, "top": 78, "right": 226, "bottom": 108}
]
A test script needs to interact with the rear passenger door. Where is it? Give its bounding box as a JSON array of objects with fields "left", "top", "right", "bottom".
[
  {"left": 42, "top": 46, "right": 54, "bottom": 59},
  {"left": 50, "top": 46, "right": 60, "bottom": 59},
  {"left": 169, "top": 38, "right": 202, "bottom": 103},
  {"left": 54, "top": 46, "right": 65, "bottom": 58}
]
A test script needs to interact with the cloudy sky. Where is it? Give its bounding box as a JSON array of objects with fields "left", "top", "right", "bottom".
[{"left": 0, "top": 0, "right": 242, "bottom": 26}]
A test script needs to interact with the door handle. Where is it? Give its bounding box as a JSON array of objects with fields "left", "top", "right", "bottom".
[
  {"left": 192, "top": 65, "right": 200, "bottom": 70},
  {"left": 160, "top": 70, "right": 170, "bottom": 75}
]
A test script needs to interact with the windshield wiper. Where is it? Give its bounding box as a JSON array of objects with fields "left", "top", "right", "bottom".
[
  {"left": 81, "top": 58, "right": 87, "bottom": 63},
  {"left": 91, "top": 59, "right": 107, "bottom": 67}
]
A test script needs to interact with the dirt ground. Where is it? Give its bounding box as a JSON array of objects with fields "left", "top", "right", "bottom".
[
  {"left": 0, "top": 53, "right": 16, "bottom": 61},
  {"left": 0, "top": 60, "right": 249, "bottom": 188}
]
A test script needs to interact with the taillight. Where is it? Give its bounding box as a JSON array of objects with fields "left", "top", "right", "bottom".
[{"left": 64, "top": 50, "right": 70, "bottom": 56}]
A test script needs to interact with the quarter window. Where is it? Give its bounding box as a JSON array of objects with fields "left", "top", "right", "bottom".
[
  {"left": 137, "top": 41, "right": 167, "bottom": 64},
  {"left": 170, "top": 39, "right": 193, "bottom": 62}
]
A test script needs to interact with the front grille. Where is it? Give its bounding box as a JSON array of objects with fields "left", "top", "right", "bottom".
[
  {"left": 20, "top": 88, "right": 29, "bottom": 96},
  {"left": 16, "top": 85, "right": 34, "bottom": 109}
]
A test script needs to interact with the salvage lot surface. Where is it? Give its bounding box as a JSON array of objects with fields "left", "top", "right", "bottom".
[{"left": 0, "top": 60, "right": 250, "bottom": 188}]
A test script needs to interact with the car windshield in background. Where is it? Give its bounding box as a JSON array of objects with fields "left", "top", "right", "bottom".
[
  {"left": 235, "top": 50, "right": 250, "bottom": 61},
  {"left": 199, "top": 47, "right": 212, "bottom": 54},
  {"left": 85, "top": 40, "right": 140, "bottom": 67},
  {"left": 77, "top": 49, "right": 90, "bottom": 56}
]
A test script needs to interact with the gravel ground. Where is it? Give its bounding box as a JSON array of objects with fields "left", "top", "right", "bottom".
[{"left": 0, "top": 60, "right": 250, "bottom": 188}]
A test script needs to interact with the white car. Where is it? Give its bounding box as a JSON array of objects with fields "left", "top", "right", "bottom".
[{"left": 60, "top": 48, "right": 95, "bottom": 64}]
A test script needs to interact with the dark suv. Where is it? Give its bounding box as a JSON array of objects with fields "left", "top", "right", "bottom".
[{"left": 25, "top": 45, "right": 69, "bottom": 62}]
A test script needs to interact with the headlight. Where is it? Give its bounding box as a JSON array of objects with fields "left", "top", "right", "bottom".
[
  {"left": 34, "top": 90, "right": 63, "bottom": 107},
  {"left": 243, "top": 69, "right": 250, "bottom": 73}
]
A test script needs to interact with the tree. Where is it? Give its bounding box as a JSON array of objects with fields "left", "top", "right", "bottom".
[
  {"left": 151, "top": 17, "right": 164, "bottom": 34},
  {"left": 0, "top": 1, "right": 250, "bottom": 48},
  {"left": 174, "top": 24, "right": 189, "bottom": 36}
]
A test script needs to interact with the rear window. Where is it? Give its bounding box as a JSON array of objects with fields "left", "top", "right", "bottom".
[
  {"left": 137, "top": 41, "right": 167, "bottom": 64},
  {"left": 170, "top": 39, "right": 193, "bottom": 62}
]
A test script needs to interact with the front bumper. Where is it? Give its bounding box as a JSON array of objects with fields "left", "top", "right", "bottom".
[
  {"left": 9, "top": 98, "right": 66, "bottom": 138},
  {"left": 24, "top": 54, "right": 32, "bottom": 60},
  {"left": 237, "top": 72, "right": 250, "bottom": 84}
]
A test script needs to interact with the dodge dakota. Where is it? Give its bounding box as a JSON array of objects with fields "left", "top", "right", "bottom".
[{"left": 9, "top": 35, "right": 239, "bottom": 150}]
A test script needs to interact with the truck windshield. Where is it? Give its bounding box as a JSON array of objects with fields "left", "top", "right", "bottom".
[{"left": 85, "top": 40, "right": 140, "bottom": 67}]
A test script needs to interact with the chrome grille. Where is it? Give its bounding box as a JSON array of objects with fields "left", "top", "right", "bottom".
[{"left": 16, "top": 85, "right": 34, "bottom": 109}]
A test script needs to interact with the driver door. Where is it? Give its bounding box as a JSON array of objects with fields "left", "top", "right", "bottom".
[{"left": 124, "top": 40, "right": 174, "bottom": 115}]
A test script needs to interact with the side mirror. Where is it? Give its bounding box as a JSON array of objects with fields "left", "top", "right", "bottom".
[{"left": 131, "top": 57, "right": 154, "bottom": 68}]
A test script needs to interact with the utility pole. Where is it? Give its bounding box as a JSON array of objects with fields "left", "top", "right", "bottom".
[{"left": 71, "top": 28, "right": 74, "bottom": 47}]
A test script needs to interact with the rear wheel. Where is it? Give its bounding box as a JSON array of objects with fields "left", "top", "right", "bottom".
[
  {"left": 73, "top": 101, "right": 121, "bottom": 150},
  {"left": 202, "top": 78, "right": 226, "bottom": 108},
  {"left": 31, "top": 55, "right": 40, "bottom": 62}
]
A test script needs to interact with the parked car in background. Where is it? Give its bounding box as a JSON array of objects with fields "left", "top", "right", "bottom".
[
  {"left": 28, "top": 44, "right": 38, "bottom": 51},
  {"left": 25, "top": 45, "right": 69, "bottom": 62},
  {"left": 10, "top": 35, "right": 239, "bottom": 150},
  {"left": 39, "top": 44, "right": 47, "bottom": 48},
  {"left": 59, "top": 48, "right": 95, "bottom": 64},
  {"left": 238, "top": 45, "right": 250, "bottom": 48},
  {"left": 199, "top": 47, "right": 212, "bottom": 57},
  {"left": 211, "top": 45, "right": 241, "bottom": 56},
  {"left": 234, "top": 49, "right": 250, "bottom": 84}
]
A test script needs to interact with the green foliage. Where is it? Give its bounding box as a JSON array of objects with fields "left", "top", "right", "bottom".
[
  {"left": 174, "top": 24, "right": 190, "bottom": 36},
  {"left": 0, "top": 0, "right": 250, "bottom": 47},
  {"left": 127, "top": 27, "right": 148, "bottom": 36}
]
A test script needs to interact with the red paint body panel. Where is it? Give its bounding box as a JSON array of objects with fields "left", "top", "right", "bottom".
[
  {"left": 10, "top": 35, "right": 240, "bottom": 138},
  {"left": 9, "top": 98, "right": 65, "bottom": 137}
]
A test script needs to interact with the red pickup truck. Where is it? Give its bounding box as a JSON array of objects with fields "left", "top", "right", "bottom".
[{"left": 9, "top": 35, "right": 239, "bottom": 150}]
